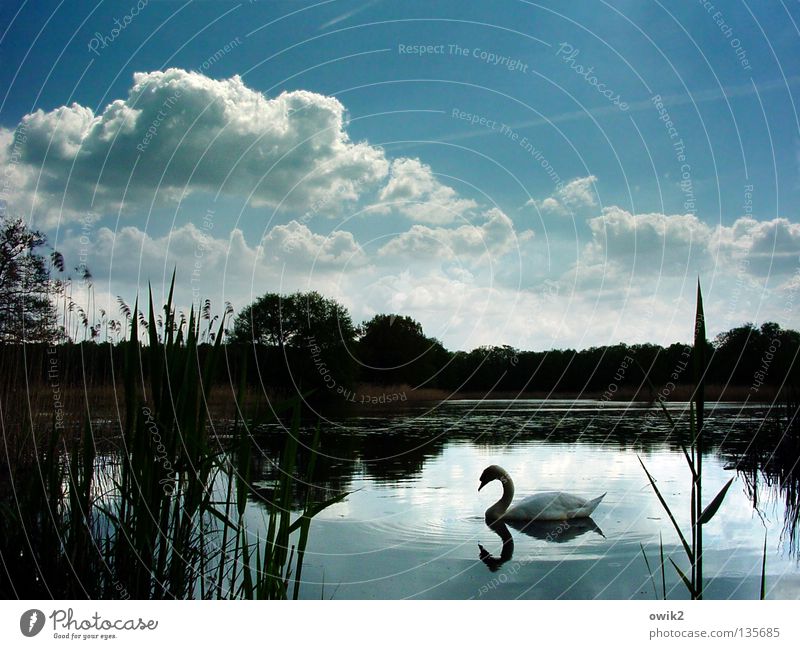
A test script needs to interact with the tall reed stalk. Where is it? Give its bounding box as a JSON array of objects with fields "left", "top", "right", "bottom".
[
  {"left": 639, "top": 282, "right": 734, "bottom": 599},
  {"left": 1, "top": 273, "right": 346, "bottom": 599}
]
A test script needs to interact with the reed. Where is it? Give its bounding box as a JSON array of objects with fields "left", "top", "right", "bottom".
[
  {"left": 0, "top": 274, "right": 345, "bottom": 599},
  {"left": 639, "top": 282, "right": 735, "bottom": 599}
]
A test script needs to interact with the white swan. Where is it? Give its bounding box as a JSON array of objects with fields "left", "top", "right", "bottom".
[{"left": 478, "top": 465, "right": 605, "bottom": 522}]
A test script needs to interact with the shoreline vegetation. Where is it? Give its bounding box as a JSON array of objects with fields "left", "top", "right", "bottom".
[
  {"left": 1, "top": 240, "right": 797, "bottom": 598},
  {"left": 6, "top": 380, "right": 792, "bottom": 417}
]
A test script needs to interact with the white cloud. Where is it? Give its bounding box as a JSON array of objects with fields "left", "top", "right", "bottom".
[
  {"left": 374, "top": 157, "right": 477, "bottom": 224},
  {"left": 712, "top": 216, "right": 800, "bottom": 276},
  {"left": 531, "top": 196, "right": 566, "bottom": 215},
  {"left": 558, "top": 175, "right": 598, "bottom": 208},
  {"left": 583, "top": 206, "right": 712, "bottom": 274},
  {"left": 259, "top": 220, "right": 366, "bottom": 268},
  {"left": 5, "top": 68, "right": 389, "bottom": 224},
  {"left": 378, "top": 207, "right": 531, "bottom": 260},
  {"left": 527, "top": 175, "right": 597, "bottom": 215},
  {"left": 581, "top": 207, "right": 800, "bottom": 281}
]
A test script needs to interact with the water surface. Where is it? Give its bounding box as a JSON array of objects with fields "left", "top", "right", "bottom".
[{"left": 247, "top": 399, "right": 800, "bottom": 599}]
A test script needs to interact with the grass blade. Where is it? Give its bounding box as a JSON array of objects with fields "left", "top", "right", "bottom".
[
  {"left": 638, "top": 456, "right": 694, "bottom": 563},
  {"left": 669, "top": 557, "right": 696, "bottom": 598},
  {"left": 640, "top": 543, "right": 659, "bottom": 600},
  {"left": 697, "top": 478, "right": 734, "bottom": 526}
]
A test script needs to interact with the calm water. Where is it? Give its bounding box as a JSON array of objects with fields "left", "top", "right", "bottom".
[{"left": 245, "top": 399, "right": 800, "bottom": 599}]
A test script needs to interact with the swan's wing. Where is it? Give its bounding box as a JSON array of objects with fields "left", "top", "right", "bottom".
[{"left": 504, "top": 491, "right": 605, "bottom": 521}]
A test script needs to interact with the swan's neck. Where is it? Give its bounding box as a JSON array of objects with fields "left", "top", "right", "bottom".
[{"left": 486, "top": 473, "right": 515, "bottom": 520}]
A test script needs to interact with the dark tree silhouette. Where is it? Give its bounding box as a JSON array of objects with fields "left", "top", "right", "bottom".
[
  {"left": 230, "top": 291, "right": 358, "bottom": 392},
  {"left": 231, "top": 291, "right": 356, "bottom": 350},
  {"left": 357, "top": 314, "right": 450, "bottom": 386},
  {"left": 0, "top": 216, "right": 61, "bottom": 343}
]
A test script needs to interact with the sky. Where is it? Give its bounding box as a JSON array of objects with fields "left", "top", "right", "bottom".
[{"left": 1, "top": 0, "right": 799, "bottom": 351}]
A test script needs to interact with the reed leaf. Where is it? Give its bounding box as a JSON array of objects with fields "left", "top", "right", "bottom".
[
  {"left": 640, "top": 543, "right": 659, "bottom": 600},
  {"left": 669, "top": 558, "right": 696, "bottom": 598},
  {"left": 638, "top": 456, "right": 694, "bottom": 562},
  {"left": 697, "top": 478, "right": 734, "bottom": 526}
]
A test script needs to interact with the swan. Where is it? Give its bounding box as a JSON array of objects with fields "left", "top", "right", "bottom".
[{"left": 479, "top": 464, "right": 605, "bottom": 522}]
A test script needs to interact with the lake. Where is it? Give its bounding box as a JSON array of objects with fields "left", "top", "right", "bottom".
[{"left": 244, "top": 399, "right": 800, "bottom": 599}]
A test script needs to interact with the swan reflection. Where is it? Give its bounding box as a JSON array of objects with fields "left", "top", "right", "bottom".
[
  {"left": 505, "top": 517, "right": 605, "bottom": 542},
  {"left": 478, "top": 516, "right": 604, "bottom": 571},
  {"left": 478, "top": 520, "right": 514, "bottom": 572}
]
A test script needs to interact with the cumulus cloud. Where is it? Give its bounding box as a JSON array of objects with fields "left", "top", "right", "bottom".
[
  {"left": 712, "top": 216, "right": 800, "bottom": 276},
  {"left": 259, "top": 220, "right": 366, "bottom": 268},
  {"left": 59, "top": 222, "right": 256, "bottom": 287},
  {"left": 559, "top": 175, "right": 598, "bottom": 208},
  {"left": 377, "top": 207, "right": 531, "bottom": 260},
  {"left": 373, "top": 157, "right": 477, "bottom": 224},
  {"left": 583, "top": 206, "right": 712, "bottom": 274},
  {"left": 527, "top": 175, "right": 598, "bottom": 215},
  {"left": 62, "top": 218, "right": 367, "bottom": 290},
  {"left": 580, "top": 206, "right": 800, "bottom": 280},
  {"left": 5, "top": 68, "right": 389, "bottom": 223}
]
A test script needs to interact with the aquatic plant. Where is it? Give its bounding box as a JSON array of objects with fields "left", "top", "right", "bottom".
[
  {"left": 0, "top": 274, "right": 345, "bottom": 599},
  {"left": 639, "top": 282, "right": 735, "bottom": 599}
]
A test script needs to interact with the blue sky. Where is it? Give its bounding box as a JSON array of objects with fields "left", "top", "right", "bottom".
[{"left": 1, "top": 0, "right": 798, "bottom": 350}]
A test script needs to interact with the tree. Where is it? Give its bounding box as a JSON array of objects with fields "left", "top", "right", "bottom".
[
  {"left": 230, "top": 292, "right": 293, "bottom": 347},
  {"left": 357, "top": 314, "right": 450, "bottom": 386},
  {"left": 0, "top": 216, "right": 60, "bottom": 343},
  {"left": 231, "top": 291, "right": 356, "bottom": 350},
  {"left": 230, "top": 291, "right": 358, "bottom": 393}
]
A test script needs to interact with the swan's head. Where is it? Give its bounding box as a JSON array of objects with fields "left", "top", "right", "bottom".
[{"left": 478, "top": 465, "right": 508, "bottom": 491}]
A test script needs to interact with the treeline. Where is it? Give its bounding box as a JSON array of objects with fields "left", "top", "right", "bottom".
[{"left": 5, "top": 290, "right": 799, "bottom": 400}]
